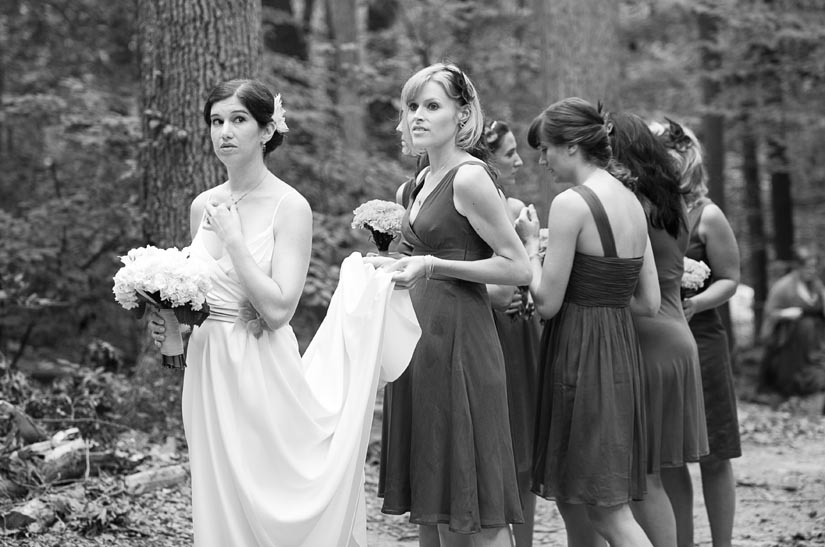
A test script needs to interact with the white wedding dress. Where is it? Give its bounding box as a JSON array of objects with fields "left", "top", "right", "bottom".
[{"left": 184, "top": 197, "right": 420, "bottom": 546}]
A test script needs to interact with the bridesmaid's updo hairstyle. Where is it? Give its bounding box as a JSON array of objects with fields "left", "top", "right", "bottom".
[
  {"left": 527, "top": 97, "right": 634, "bottom": 189},
  {"left": 485, "top": 119, "right": 511, "bottom": 155},
  {"left": 400, "top": 63, "right": 490, "bottom": 163},
  {"left": 203, "top": 79, "right": 285, "bottom": 156}
]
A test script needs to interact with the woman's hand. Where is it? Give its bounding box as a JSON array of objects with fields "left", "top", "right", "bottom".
[
  {"left": 682, "top": 297, "right": 696, "bottom": 322},
  {"left": 147, "top": 309, "right": 165, "bottom": 349},
  {"left": 383, "top": 256, "right": 427, "bottom": 290},
  {"left": 202, "top": 200, "right": 243, "bottom": 244},
  {"left": 503, "top": 287, "right": 523, "bottom": 315},
  {"left": 515, "top": 204, "right": 541, "bottom": 251}
]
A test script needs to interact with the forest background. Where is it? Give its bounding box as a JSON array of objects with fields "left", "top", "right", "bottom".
[{"left": 0, "top": 0, "right": 824, "bottom": 542}]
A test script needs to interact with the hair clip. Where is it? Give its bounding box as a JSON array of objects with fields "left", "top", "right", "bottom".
[{"left": 485, "top": 120, "right": 501, "bottom": 144}]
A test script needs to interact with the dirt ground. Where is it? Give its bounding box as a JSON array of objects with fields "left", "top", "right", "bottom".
[
  {"left": 5, "top": 397, "right": 824, "bottom": 547},
  {"left": 365, "top": 398, "right": 825, "bottom": 547}
]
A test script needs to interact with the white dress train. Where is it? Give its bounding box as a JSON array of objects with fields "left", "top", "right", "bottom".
[{"left": 185, "top": 213, "right": 420, "bottom": 547}]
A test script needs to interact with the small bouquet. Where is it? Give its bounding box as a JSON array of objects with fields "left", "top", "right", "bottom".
[
  {"left": 681, "top": 257, "right": 711, "bottom": 298},
  {"left": 113, "top": 246, "right": 212, "bottom": 369},
  {"left": 351, "top": 199, "right": 406, "bottom": 254}
]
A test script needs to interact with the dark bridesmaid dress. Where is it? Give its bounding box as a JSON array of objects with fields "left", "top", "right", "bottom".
[
  {"left": 532, "top": 185, "right": 647, "bottom": 506},
  {"left": 379, "top": 161, "right": 523, "bottom": 533},
  {"left": 686, "top": 198, "right": 741, "bottom": 459}
]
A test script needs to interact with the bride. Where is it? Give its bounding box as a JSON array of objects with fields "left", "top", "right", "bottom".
[{"left": 148, "top": 79, "right": 419, "bottom": 546}]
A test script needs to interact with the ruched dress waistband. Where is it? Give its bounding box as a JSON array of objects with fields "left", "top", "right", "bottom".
[{"left": 206, "top": 303, "right": 239, "bottom": 323}]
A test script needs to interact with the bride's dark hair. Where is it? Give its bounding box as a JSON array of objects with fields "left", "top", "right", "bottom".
[{"left": 203, "top": 79, "right": 285, "bottom": 155}]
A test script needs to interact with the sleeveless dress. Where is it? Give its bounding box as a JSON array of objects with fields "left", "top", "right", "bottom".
[
  {"left": 184, "top": 193, "right": 420, "bottom": 546},
  {"left": 633, "top": 216, "right": 709, "bottom": 471},
  {"left": 379, "top": 162, "right": 524, "bottom": 533},
  {"left": 492, "top": 194, "right": 540, "bottom": 501},
  {"left": 532, "top": 185, "right": 647, "bottom": 506},
  {"left": 493, "top": 307, "right": 540, "bottom": 500},
  {"left": 686, "top": 198, "right": 741, "bottom": 460}
]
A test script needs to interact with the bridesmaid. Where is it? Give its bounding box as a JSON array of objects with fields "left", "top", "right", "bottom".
[
  {"left": 378, "top": 63, "right": 531, "bottom": 547},
  {"left": 485, "top": 119, "right": 540, "bottom": 547},
  {"left": 516, "top": 97, "right": 659, "bottom": 547},
  {"left": 609, "top": 112, "right": 709, "bottom": 547},
  {"left": 653, "top": 118, "right": 741, "bottom": 547}
]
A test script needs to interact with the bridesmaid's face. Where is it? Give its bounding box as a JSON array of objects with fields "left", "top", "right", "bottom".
[
  {"left": 537, "top": 140, "right": 569, "bottom": 181},
  {"left": 492, "top": 131, "right": 523, "bottom": 186},
  {"left": 406, "top": 82, "right": 461, "bottom": 150}
]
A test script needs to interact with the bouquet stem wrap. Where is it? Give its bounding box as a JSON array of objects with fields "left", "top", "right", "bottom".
[
  {"left": 368, "top": 225, "right": 395, "bottom": 253},
  {"left": 158, "top": 308, "right": 186, "bottom": 369}
]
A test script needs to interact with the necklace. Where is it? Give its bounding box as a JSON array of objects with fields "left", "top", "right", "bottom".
[
  {"left": 230, "top": 170, "right": 268, "bottom": 207},
  {"left": 415, "top": 159, "right": 460, "bottom": 207}
]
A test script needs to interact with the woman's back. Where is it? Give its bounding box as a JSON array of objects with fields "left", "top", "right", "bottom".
[{"left": 573, "top": 172, "right": 648, "bottom": 259}]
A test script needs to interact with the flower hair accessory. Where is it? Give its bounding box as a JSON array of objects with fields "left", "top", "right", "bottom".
[
  {"left": 661, "top": 117, "right": 692, "bottom": 153},
  {"left": 444, "top": 66, "right": 475, "bottom": 106},
  {"left": 272, "top": 94, "right": 289, "bottom": 134}
]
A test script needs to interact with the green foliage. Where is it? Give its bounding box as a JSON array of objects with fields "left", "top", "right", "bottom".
[{"left": 1, "top": 1, "right": 144, "bottom": 364}]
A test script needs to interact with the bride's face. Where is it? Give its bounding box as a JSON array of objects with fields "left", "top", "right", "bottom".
[{"left": 209, "top": 95, "right": 267, "bottom": 163}]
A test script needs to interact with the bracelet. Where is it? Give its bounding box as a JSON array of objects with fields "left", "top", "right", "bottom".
[{"left": 424, "top": 255, "right": 435, "bottom": 279}]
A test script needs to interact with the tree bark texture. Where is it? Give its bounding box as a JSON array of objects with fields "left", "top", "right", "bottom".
[
  {"left": 325, "top": 0, "right": 366, "bottom": 153},
  {"left": 698, "top": 9, "right": 726, "bottom": 212},
  {"left": 742, "top": 112, "right": 768, "bottom": 335},
  {"left": 768, "top": 139, "right": 795, "bottom": 263},
  {"left": 535, "top": 0, "right": 620, "bottom": 106},
  {"left": 137, "top": 0, "right": 262, "bottom": 248},
  {"left": 532, "top": 0, "right": 620, "bottom": 221}
]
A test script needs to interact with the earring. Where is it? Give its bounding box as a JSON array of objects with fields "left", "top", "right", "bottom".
[
  {"left": 459, "top": 120, "right": 466, "bottom": 129},
  {"left": 261, "top": 142, "right": 266, "bottom": 150}
]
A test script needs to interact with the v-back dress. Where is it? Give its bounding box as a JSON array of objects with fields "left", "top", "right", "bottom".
[
  {"left": 633, "top": 217, "right": 709, "bottom": 471},
  {"left": 184, "top": 192, "right": 420, "bottom": 546},
  {"left": 379, "top": 161, "right": 524, "bottom": 533},
  {"left": 532, "top": 185, "right": 647, "bottom": 506},
  {"left": 686, "top": 198, "right": 741, "bottom": 460}
]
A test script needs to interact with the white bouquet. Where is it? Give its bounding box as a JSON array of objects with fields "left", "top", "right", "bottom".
[
  {"left": 351, "top": 199, "right": 406, "bottom": 253},
  {"left": 682, "top": 257, "right": 711, "bottom": 296},
  {"left": 113, "top": 246, "right": 212, "bottom": 368}
]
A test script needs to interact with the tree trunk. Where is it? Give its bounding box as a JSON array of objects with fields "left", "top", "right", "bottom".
[
  {"left": 536, "top": 0, "right": 620, "bottom": 106},
  {"left": 698, "top": 7, "right": 733, "bottom": 344},
  {"left": 325, "top": 0, "right": 366, "bottom": 155},
  {"left": 768, "top": 138, "right": 795, "bottom": 264},
  {"left": 137, "top": 0, "right": 262, "bottom": 248},
  {"left": 742, "top": 111, "right": 768, "bottom": 336},
  {"left": 533, "top": 0, "right": 620, "bottom": 219}
]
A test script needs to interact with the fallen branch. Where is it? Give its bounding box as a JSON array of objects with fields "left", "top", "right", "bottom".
[{"left": 124, "top": 463, "right": 189, "bottom": 495}]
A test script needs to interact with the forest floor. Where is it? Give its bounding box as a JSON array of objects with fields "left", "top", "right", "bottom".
[{"left": 4, "top": 361, "right": 825, "bottom": 547}]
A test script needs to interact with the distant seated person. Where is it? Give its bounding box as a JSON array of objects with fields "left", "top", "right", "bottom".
[{"left": 760, "top": 245, "right": 825, "bottom": 396}]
